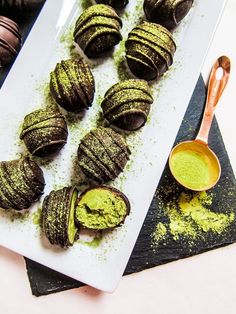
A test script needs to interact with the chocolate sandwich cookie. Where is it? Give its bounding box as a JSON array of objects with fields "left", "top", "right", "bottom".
[
  {"left": 0, "top": 0, "right": 45, "bottom": 10},
  {"left": 42, "top": 187, "right": 78, "bottom": 248},
  {"left": 101, "top": 79, "right": 153, "bottom": 131},
  {"left": 144, "top": 0, "right": 194, "bottom": 29},
  {"left": 75, "top": 185, "right": 130, "bottom": 230},
  {"left": 50, "top": 58, "right": 95, "bottom": 112},
  {"left": 0, "top": 157, "right": 45, "bottom": 210},
  {"left": 73, "top": 4, "right": 122, "bottom": 58},
  {"left": 95, "top": 0, "right": 128, "bottom": 10},
  {"left": 77, "top": 127, "right": 131, "bottom": 183},
  {"left": 20, "top": 108, "right": 68, "bottom": 157},
  {"left": 0, "top": 16, "right": 21, "bottom": 66},
  {"left": 125, "top": 21, "right": 176, "bottom": 81}
]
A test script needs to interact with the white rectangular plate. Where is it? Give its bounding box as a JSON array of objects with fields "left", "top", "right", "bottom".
[{"left": 0, "top": 0, "right": 226, "bottom": 292}]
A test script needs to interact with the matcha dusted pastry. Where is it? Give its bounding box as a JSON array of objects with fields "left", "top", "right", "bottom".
[
  {"left": 75, "top": 186, "right": 130, "bottom": 230},
  {"left": 77, "top": 127, "right": 131, "bottom": 183},
  {"left": 0, "top": 157, "right": 45, "bottom": 210},
  {"left": 42, "top": 187, "right": 78, "bottom": 248},
  {"left": 144, "top": 0, "right": 194, "bottom": 29},
  {"left": 0, "top": 16, "right": 21, "bottom": 66},
  {"left": 0, "top": 0, "right": 45, "bottom": 10},
  {"left": 95, "top": 0, "right": 128, "bottom": 10},
  {"left": 20, "top": 108, "right": 68, "bottom": 157},
  {"left": 125, "top": 22, "right": 176, "bottom": 81},
  {"left": 50, "top": 58, "right": 95, "bottom": 112},
  {"left": 101, "top": 79, "right": 153, "bottom": 131},
  {"left": 73, "top": 4, "right": 122, "bottom": 58}
]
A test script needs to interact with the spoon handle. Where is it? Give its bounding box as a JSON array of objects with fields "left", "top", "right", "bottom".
[{"left": 196, "top": 56, "right": 231, "bottom": 144}]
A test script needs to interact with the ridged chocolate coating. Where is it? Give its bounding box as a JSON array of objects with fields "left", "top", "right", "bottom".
[
  {"left": 0, "top": 157, "right": 45, "bottom": 210},
  {"left": 0, "top": 16, "right": 21, "bottom": 66},
  {"left": 144, "top": 0, "right": 194, "bottom": 29},
  {"left": 42, "top": 186, "right": 78, "bottom": 248},
  {"left": 95, "top": 0, "right": 128, "bottom": 9},
  {"left": 20, "top": 109, "right": 68, "bottom": 157},
  {"left": 77, "top": 127, "right": 131, "bottom": 183},
  {"left": 101, "top": 79, "right": 153, "bottom": 131},
  {"left": 73, "top": 4, "right": 122, "bottom": 58},
  {"left": 50, "top": 58, "right": 95, "bottom": 112},
  {"left": 0, "top": 0, "right": 45, "bottom": 10},
  {"left": 125, "top": 21, "right": 176, "bottom": 81}
]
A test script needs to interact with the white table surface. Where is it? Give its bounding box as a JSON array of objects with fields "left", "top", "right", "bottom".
[{"left": 1, "top": 1, "right": 236, "bottom": 313}]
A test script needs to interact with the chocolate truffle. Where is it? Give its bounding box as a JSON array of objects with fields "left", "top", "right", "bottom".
[
  {"left": 50, "top": 58, "right": 95, "bottom": 112},
  {"left": 144, "top": 0, "right": 194, "bottom": 29},
  {"left": 77, "top": 127, "right": 131, "bottom": 183},
  {"left": 125, "top": 22, "right": 176, "bottom": 81},
  {"left": 73, "top": 4, "right": 122, "bottom": 58},
  {"left": 95, "top": 0, "right": 128, "bottom": 10},
  {"left": 42, "top": 187, "right": 78, "bottom": 247},
  {"left": 75, "top": 186, "right": 130, "bottom": 230},
  {"left": 0, "top": 16, "right": 21, "bottom": 66},
  {"left": 0, "top": 157, "right": 45, "bottom": 210},
  {"left": 101, "top": 79, "right": 153, "bottom": 131},
  {"left": 20, "top": 109, "right": 68, "bottom": 157},
  {"left": 1, "top": 0, "right": 45, "bottom": 10}
]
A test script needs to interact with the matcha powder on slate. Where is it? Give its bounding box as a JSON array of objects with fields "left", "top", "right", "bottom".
[{"left": 152, "top": 191, "right": 235, "bottom": 245}]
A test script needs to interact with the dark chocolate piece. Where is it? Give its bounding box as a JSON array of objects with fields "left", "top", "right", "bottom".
[
  {"left": 95, "top": 0, "right": 128, "bottom": 9},
  {"left": 50, "top": 58, "right": 95, "bottom": 112},
  {"left": 0, "top": 16, "right": 21, "bottom": 66},
  {"left": 101, "top": 79, "right": 153, "bottom": 131},
  {"left": 73, "top": 4, "right": 122, "bottom": 58},
  {"left": 75, "top": 185, "right": 130, "bottom": 230},
  {"left": 125, "top": 21, "right": 176, "bottom": 81},
  {"left": 144, "top": 0, "right": 194, "bottom": 29},
  {"left": 0, "top": 157, "right": 45, "bottom": 211},
  {"left": 20, "top": 109, "right": 68, "bottom": 157},
  {"left": 42, "top": 187, "right": 78, "bottom": 248},
  {"left": 77, "top": 127, "right": 131, "bottom": 183},
  {"left": 0, "top": 0, "right": 45, "bottom": 10}
]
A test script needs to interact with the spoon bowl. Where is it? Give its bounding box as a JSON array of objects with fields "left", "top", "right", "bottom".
[{"left": 169, "top": 56, "right": 230, "bottom": 191}]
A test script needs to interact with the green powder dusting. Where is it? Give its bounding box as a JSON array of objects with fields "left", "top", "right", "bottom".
[
  {"left": 32, "top": 208, "right": 42, "bottom": 226},
  {"left": 78, "top": 236, "right": 102, "bottom": 248},
  {"left": 152, "top": 191, "right": 235, "bottom": 245},
  {"left": 170, "top": 150, "right": 211, "bottom": 190}
]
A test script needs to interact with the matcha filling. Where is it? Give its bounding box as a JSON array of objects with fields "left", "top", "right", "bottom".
[{"left": 76, "top": 188, "right": 128, "bottom": 230}]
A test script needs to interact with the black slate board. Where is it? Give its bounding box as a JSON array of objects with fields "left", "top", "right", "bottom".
[{"left": 24, "top": 75, "right": 236, "bottom": 296}]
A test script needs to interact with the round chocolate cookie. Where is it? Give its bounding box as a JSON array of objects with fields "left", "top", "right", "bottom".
[
  {"left": 0, "top": 157, "right": 45, "bottom": 210},
  {"left": 73, "top": 4, "right": 122, "bottom": 58},
  {"left": 0, "top": 16, "right": 21, "bottom": 66},
  {"left": 50, "top": 58, "right": 95, "bottom": 112},
  {"left": 0, "top": 0, "right": 45, "bottom": 10},
  {"left": 144, "top": 0, "right": 194, "bottom": 29},
  {"left": 20, "top": 109, "right": 68, "bottom": 157},
  {"left": 101, "top": 79, "right": 153, "bottom": 131},
  {"left": 42, "top": 187, "right": 78, "bottom": 247},
  {"left": 75, "top": 185, "right": 130, "bottom": 230},
  {"left": 125, "top": 22, "right": 176, "bottom": 81},
  {"left": 95, "top": 0, "right": 128, "bottom": 10},
  {"left": 77, "top": 127, "right": 131, "bottom": 183}
]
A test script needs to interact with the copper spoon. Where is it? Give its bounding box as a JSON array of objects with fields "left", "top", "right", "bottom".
[{"left": 169, "top": 56, "right": 231, "bottom": 191}]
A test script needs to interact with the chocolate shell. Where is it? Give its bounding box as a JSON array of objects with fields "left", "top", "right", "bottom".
[
  {"left": 144, "top": 0, "right": 194, "bottom": 29},
  {"left": 101, "top": 79, "right": 153, "bottom": 131},
  {"left": 125, "top": 22, "right": 176, "bottom": 81},
  {"left": 20, "top": 109, "right": 68, "bottom": 157},
  {"left": 0, "top": 16, "right": 21, "bottom": 66},
  {"left": 75, "top": 185, "right": 130, "bottom": 230},
  {"left": 0, "top": 157, "right": 45, "bottom": 211},
  {"left": 50, "top": 58, "right": 95, "bottom": 112},
  {"left": 77, "top": 127, "right": 131, "bottom": 183},
  {"left": 42, "top": 187, "right": 78, "bottom": 248},
  {"left": 95, "top": 0, "right": 128, "bottom": 9},
  {"left": 1, "top": 0, "right": 45, "bottom": 10},
  {"left": 73, "top": 4, "right": 122, "bottom": 58}
]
